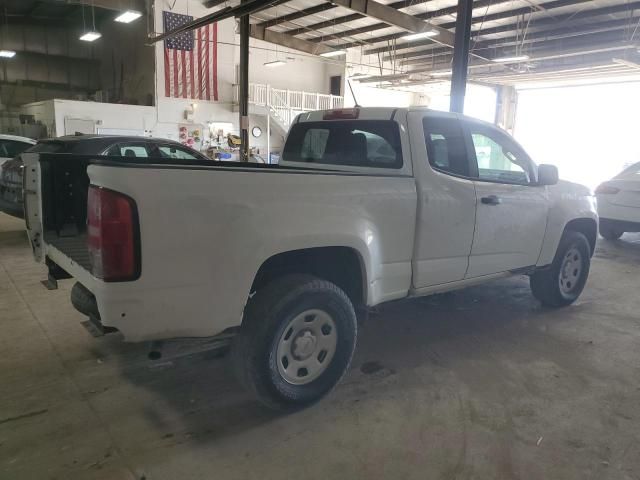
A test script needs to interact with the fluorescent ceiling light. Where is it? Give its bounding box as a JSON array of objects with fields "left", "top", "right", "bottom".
[
  {"left": 492, "top": 54, "right": 530, "bottom": 63},
  {"left": 320, "top": 50, "right": 347, "bottom": 57},
  {"left": 402, "top": 30, "right": 439, "bottom": 41},
  {"left": 79, "top": 31, "right": 102, "bottom": 42},
  {"left": 115, "top": 10, "right": 142, "bottom": 23},
  {"left": 350, "top": 73, "right": 372, "bottom": 79},
  {"left": 0, "top": 50, "right": 16, "bottom": 58},
  {"left": 264, "top": 60, "right": 286, "bottom": 67},
  {"left": 430, "top": 70, "right": 452, "bottom": 77}
]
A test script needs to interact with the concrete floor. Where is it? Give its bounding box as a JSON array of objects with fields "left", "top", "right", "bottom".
[{"left": 1, "top": 211, "right": 639, "bottom": 480}]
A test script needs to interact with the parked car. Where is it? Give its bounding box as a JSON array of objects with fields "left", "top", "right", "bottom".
[
  {"left": 596, "top": 162, "right": 640, "bottom": 239},
  {"left": 0, "top": 135, "right": 208, "bottom": 217},
  {"left": 23, "top": 108, "right": 597, "bottom": 410},
  {"left": 0, "top": 134, "right": 36, "bottom": 168},
  {"left": 0, "top": 135, "right": 37, "bottom": 215}
]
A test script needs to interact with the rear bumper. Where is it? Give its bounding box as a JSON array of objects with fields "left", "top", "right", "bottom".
[
  {"left": 600, "top": 218, "right": 640, "bottom": 233},
  {"left": 597, "top": 197, "right": 640, "bottom": 224}
]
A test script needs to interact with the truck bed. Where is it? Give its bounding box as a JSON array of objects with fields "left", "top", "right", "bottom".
[{"left": 47, "top": 233, "right": 91, "bottom": 271}]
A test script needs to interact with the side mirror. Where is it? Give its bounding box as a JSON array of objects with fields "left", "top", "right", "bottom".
[{"left": 537, "top": 164, "right": 559, "bottom": 186}]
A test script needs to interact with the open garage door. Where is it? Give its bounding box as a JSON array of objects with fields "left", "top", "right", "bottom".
[{"left": 514, "top": 81, "right": 640, "bottom": 190}]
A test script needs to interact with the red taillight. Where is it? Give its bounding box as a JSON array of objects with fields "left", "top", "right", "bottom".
[
  {"left": 87, "top": 186, "right": 139, "bottom": 282},
  {"left": 595, "top": 184, "right": 620, "bottom": 195},
  {"left": 323, "top": 108, "right": 360, "bottom": 120}
]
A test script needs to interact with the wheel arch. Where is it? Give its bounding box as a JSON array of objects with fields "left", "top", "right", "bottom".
[
  {"left": 250, "top": 246, "right": 368, "bottom": 307},
  {"left": 564, "top": 217, "right": 597, "bottom": 256}
]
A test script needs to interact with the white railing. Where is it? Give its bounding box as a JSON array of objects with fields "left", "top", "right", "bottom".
[{"left": 236, "top": 83, "right": 344, "bottom": 129}]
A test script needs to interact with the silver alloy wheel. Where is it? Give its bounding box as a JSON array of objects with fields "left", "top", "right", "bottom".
[
  {"left": 276, "top": 309, "right": 337, "bottom": 385},
  {"left": 559, "top": 246, "right": 583, "bottom": 295}
]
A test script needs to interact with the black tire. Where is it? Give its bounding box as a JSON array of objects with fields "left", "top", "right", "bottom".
[
  {"left": 530, "top": 230, "right": 591, "bottom": 308},
  {"left": 71, "top": 282, "right": 99, "bottom": 318},
  {"left": 599, "top": 224, "right": 623, "bottom": 240},
  {"left": 232, "top": 274, "right": 357, "bottom": 410}
]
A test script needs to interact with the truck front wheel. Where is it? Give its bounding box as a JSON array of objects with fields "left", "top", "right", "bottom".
[
  {"left": 232, "top": 274, "right": 357, "bottom": 410},
  {"left": 530, "top": 231, "right": 591, "bottom": 307}
]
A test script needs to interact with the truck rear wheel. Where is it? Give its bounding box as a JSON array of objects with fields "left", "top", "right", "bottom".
[
  {"left": 530, "top": 231, "right": 591, "bottom": 307},
  {"left": 232, "top": 274, "right": 357, "bottom": 410}
]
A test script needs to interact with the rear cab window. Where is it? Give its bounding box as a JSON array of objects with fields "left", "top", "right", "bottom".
[
  {"left": 108, "top": 144, "right": 150, "bottom": 158},
  {"left": 282, "top": 120, "right": 403, "bottom": 170}
]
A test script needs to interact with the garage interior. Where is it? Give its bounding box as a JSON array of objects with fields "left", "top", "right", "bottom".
[{"left": 1, "top": 0, "right": 640, "bottom": 478}]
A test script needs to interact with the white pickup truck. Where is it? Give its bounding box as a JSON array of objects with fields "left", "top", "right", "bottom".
[{"left": 24, "top": 108, "right": 597, "bottom": 409}]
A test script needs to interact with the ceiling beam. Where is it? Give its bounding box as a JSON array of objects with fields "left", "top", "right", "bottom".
[
  {"left": 390, "top": 15, "right": 640, "bottom": 62},
  {"left": 329, "top": 0, "right": 456, "bottom": 48},
  {"left": 283, "top": 0, "right": 436, "bottom": 36},
  {"left": 149, "top": 0, "right": 290, "bottom": 43},
  {"left": 287, "top": 0, "right": 500, "bottom": 39},
  {"left": 250, "top": 25, "right": 337, "bottom": 55},
  {"left": 335, "top": 0, "right": 589, "bottom": 50},
  {"left": 356, "top": 42, "right": 636, "bottom": 84},
  {"left": 402, "top": 33, "right": 635, "bottom": 68},
  {"left": 203, "top": 0, "right": 231, "bottom": 8},
  {"left": 256, "top": 3, "right": 336, "bottom": 28},
  {"left": 285, "top": 13, "right": 364, "bottom": 36},
  {"left": 363, "top": 0, "right": 640, "bottom": 57}
]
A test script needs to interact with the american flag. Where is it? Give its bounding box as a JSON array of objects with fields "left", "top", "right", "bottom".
[{"left": 163, "top": 11, "right": 218, "bottom": 101}]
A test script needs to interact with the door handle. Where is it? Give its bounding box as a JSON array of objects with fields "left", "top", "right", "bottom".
[{"left": 481, "top": 195, "right": 502, "bottom": 205}]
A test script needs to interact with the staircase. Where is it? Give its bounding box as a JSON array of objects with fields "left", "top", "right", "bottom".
[{"left": 234, "top": 83, "right": 344, "bottom": 133}]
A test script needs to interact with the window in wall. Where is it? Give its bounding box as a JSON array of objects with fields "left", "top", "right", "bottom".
[
  {"left": 470, "top": 129, "right": 532, "bottom": 184},
  {"left": 422, "top": 117, "right": 469, "bottom": 177}
]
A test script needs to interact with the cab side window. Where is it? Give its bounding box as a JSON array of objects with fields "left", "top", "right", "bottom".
[
  {"left": 468, "top": 125, "right": 534, "bottom": 185},
  {"left": 422, "top": 117, "right": 470, "bottom": 177}
]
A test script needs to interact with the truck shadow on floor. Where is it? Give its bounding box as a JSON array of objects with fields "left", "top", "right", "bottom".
[
  {"left": 103, "top": 275, "right": 556, "bottom": 447},
  {"left": 98, "top": 234, "right": 640, "bottom": 448}
]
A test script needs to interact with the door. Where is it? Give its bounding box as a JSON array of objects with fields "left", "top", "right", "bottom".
[
  {"left": 330, "top": 76, "right": 342, "bottom": 96},
  {"left": 411, "top": 112, "right": 477, "bottom": 288},
  {"left": 464, "top": 120, "right": 549, "bottom": 278}
]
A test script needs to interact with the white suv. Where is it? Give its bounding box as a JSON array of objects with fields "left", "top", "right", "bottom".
[{"left": 596, "top": 162, "right": 640, "bottom": 239}]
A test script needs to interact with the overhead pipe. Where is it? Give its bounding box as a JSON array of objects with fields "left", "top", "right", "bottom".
[{"left": 148, "top": 0, "right": 290, "bottom": 44}]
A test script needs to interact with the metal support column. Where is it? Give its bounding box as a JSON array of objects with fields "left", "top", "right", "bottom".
[
  {"left": 449, "top": 0, "right": 473, "bottom": 113},
  {"left": 239, "top": 11, "right": 250, "bottom": 162}
]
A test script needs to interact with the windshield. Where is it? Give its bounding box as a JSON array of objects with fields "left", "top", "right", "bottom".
[{"left": 282, "top": 120, "right": 402, "bottom": 169}]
